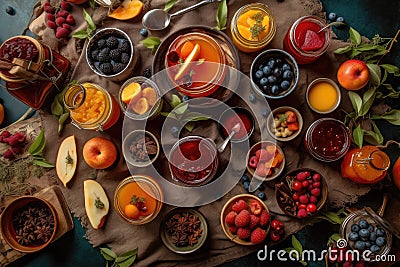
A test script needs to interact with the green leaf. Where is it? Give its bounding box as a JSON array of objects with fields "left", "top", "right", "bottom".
[
  {"left": 29, "top": 129, "right": 46, "bottom": 156},
  {"left": 299, "top": 260, "right": 308, "bottom": 266},
  {"left": 51, "top": 98, "right": 63, "bottom": 117},
  {"left": 349, "top": 27, "right": 361, "bottom": 46},
  {"left": 348, "top": 91, "right": 362, "bottom": 115},
  {"left": 284, "top": 247, "right": 296, "bottom": 253},
  {"left": 292, "top": 235, "right": 303, "bottom": 254},
  {"left": 353, "top": 125, "right": 363, "bottom": 148},
  {"left": 380, "top": 64, "right": 399, "bottom": 75},
  {"left": 323, "top": 211, "right": 343, "bottom": 224},
  {"left": 367, "top": 63, "right": 381, "bottom": 86},
  {"left": 329, "top": 233, "right": 342, "bottom": 243},
  {"left": 184, "top": 122, "right": 195, "bottom": 132},
  {"left": 116, "top": 248, "right": 138, "bottom": 263},
  {"left": 140, "top": 37, "right": 161, "bottom": 51},
  {"left": 344, "top": 111, "right": 356, "bottom": 125},
  {"left": 164, "top": 0, "right": 177, "bottom": 12},
  {"left": 365, "top": 50, "right": 387, "bottom": 63},
  {"left": 215, "top": 0, "right": 227, "bottom": 30},
  {"left": 159, "top": 112, "right": 170, "bottom": 117},
  {"left": 182, "top": 112, "right": 210, "bottom": 123},
  {"left": 364, "top": 121, "right": 383, "bottom": 145},
  {"left": 33, "top": 159, "right": 55, "bottom": 168},
  {"left": 355, "top": 44, "right": 379, "bottom": 51},
  {"left": 360, "top": 87, "right": 376, "bottom": 116},
  {"left": 100, "top": 248, "right": 117, "bottom": 261},
  {"left": 83, "top": 9, "right": 96, "bottom": 31},
  {"left": 173, "top": 103, "right": 188, "bottom": 115},
  {"left": 58, "top": 112, "right": 70, "bottom": 135},
  {"left": 170, "top": 94, "right": 181, "bottom": 108},
  {"left": 117, "top": 254, "right": 137, "bottom": 267},
  {"left": 334, "top": 45, "right": 352, "bottom": 54},
  {"left": 72, "top": 30, "right": 89, "bottom": 39},
  {"left": 378, "top": 110, "right": 400, "bottom": 125},
  {"left": 349, "top": 49, "right": 362, "bottom": 58}
]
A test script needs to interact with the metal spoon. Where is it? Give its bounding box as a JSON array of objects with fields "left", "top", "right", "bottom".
[
  {"left": 142, "top": 0, "right": 220, "bottom": 31},
  {"left": 218, "top": 123, "right": 241, "bottom": 153},
  {"left": 317, "top": 21, "right": 346, "bottom": 33}
]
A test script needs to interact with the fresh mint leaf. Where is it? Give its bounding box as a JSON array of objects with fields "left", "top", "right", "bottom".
[
  {"left": 348, "top": 91, "right": 362, "bottom": 115},
  {"left": 72, "top": 30, "right": 89, "bottom": 39},
  {"left": 51, "top": 98, "right": 63, "bottom": 117},
  {"left": 58, "top": 113, "right": 70, "bottom": 135},
  {"left": 83, "top": 9, "right": 96, "bottom": 31},
  {"left": 100, "top": 247, "right": 117, "bottom": 261},
  {"left": 170, "top": 94, "right": 181, "bottom": 108},
  {"left": 140, "top": 37, "right": 161, "bottom": 54},
  {"left": 28, "top": 129, "right": 45, "bottom": 156},
  {"left": 173, "top": 103, "right": 188, "bottom": 115},
  {"left": 33, "top": 159, "right": 54, "bottom": 168},
  {"left": 349, "top": 27, "right": 361, "bottom": 46},
  {"left": 215, "top": 0, "right": 227, "bottom": 30},
  {"left": 164, "top": 0, "right": 177, "bottom": 12},
  {"left": 353, "top": 125, "right": 363, "bottom": 148},
  {"left": 334, "top": 45, "right": 352, "bottom": 54},
  {"left": 360, "top": 87, "right": 376, "bottom": 116},
  {"left": 367, "top": 63, "right": 381, "bottom": 86}
]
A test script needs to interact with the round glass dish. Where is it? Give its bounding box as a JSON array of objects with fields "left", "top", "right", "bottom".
[
  {"left": 114, "top": 175, "right": 163, "bottom": 225},
  {"left": 306, "top": 78, "right": 341, "bottom": 114},
  {"left": 304, "top": 118, "right": 350, "bottom": 162},
  {"left": 122, "top": 130, "right": 160, "bottom": 167},
  {"left": 230, "top": 3, "right": 276, "bottom": 53},
  {"left": 218, "top": 107, "right": 255, "bottom": 143}
]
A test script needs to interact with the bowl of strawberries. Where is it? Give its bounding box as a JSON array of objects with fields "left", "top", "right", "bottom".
[
  {"left": 266, "top": 106, "right": 303, "bottom": 142},
  {"left": 220, "top": 194, "right": 271, "bottom": 245},
  {"left": 246, "top": 141, "right": 285, "bottom": 181}
]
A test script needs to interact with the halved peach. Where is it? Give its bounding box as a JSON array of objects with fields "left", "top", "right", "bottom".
[
  {"left": 142, "top": 87, "right": 157, "bottom": 106},
  {"left": 131, "top": 97, "right": 149, "bottom": 115},
  {"left": 108, "top": 0, "right": 144, "bottom": 20}
]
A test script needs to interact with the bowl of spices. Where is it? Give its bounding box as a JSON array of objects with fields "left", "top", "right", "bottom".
[
  {"left": 0, "top": 196, "right": 58, "bottom": 253},
  {"left": 122, "top": 130, "right": 159, "bottom": 167},
  {"left": 160, "top": 207, "right": 208, "bottom": 254}
]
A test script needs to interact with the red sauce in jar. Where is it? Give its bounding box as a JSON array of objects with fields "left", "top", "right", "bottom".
[
  {"left": 0, "top": 37, "right": 38, "bottom": 62},
  {"left": 222, "top": 113, "right": 253, "bottom": 140}
]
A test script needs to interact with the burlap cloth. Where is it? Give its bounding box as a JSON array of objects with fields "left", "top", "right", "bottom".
[{"left": 30, "top": 0, "right": 400, "bottom": 266}]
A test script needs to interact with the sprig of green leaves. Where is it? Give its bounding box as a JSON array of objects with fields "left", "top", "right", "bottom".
[
  {"left": 100, "top": 247, "right": 138, "bottom": 267},
  {"left": 284, "top": 236, "right": 307, "bottom": 266},
  {"left": 164, "top": 0, "right": 178, "bottom": 12},
  {"left": 305, "top": 209, "right": 349, "bottom": 225},
  {"left": 51, "top": 80, "right": 76, "bottom": 135},
  {"left": 214, "top": 0, "right": 227, "bottom": 31},
  {"left": 28, "top": 129, "right": 54, "bottom": 168},
  {"left": 140, "top": 37, "right": 162, "bottom": 54},
  {"left": 72, "top": 9, "right": 96, "bottom": 40}
]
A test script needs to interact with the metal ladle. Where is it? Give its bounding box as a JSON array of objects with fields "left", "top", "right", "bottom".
[
  {"left": 218, "top": 123, "right": 241, "bottom": 153},
  {"left": 142, "top": 0, "right": 220, "bottom": 31}
]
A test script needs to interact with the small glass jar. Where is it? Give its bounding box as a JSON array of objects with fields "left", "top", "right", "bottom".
[
  {"left": 283, "top": 16, "right": 331, "bottom": 64},
  {"left": 64, "top": 83, "right": 120, "bottom": 131},
  {"left": 304, "top": 118, "right": 350, "bottom": 162},
  {"left": 230, "top": 3, "right": 276, "bottom": 53}
]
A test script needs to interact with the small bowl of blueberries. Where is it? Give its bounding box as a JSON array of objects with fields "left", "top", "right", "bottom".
[{"left": 250, "top": 49, "right": 299, "bottom": 99}]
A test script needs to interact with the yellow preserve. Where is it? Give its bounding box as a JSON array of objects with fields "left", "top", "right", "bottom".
[
  {"left": 237, "top": 10, "right": 270, "bottom": 41},
  {"left": 71, "top": 85, "right": 106, "bottom": 124},
  {"left": 308, "top": 81, "right": 338, "bottom": 113}
]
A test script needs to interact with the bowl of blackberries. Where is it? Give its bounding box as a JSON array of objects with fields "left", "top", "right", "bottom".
[
  {"left": 250, "top": 49, "right": 299, "bottom": 99},
  {"left": 86, "top": 28, "right": 138, "bottom": 81}
]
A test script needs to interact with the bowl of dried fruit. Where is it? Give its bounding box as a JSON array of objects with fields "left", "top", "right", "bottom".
[
  {"left": 160, "top": 207, "right": 208, "bottom": 254},
  {"left": 220, "top": 194, "right": 271, "bottom": 245},
  {"left": 266, "top": 106, "right": 303, "bottom": 142},
  {"left": 246, "top": 141, "right": 285, "bottom": 181},
  {"left": 0, "top": 196, "right": 58, "bottom": 253},
  {"left": 122, "top": 130, "right": 160, "bottom": 168},
  {"left": 275, "top": 168, "right": 328, "bottom": 219}
]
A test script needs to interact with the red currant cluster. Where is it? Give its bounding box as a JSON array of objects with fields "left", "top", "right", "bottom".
[
  {"left": 269, "top": 219, "right": 285, "bottom": 241},
  {"left": 328, "top": 245, "right": 365, "bottom": 267},
  {"left": 44, "top": 1, "right": 75, "bottom": 39},
  {"left": 0, "top": 131, "right": 26, "bottom": 160}
]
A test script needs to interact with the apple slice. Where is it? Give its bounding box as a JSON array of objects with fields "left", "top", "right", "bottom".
[
  {"left": 56, "top": 135, "right": 77, "bottom": 187},
  {"left": 84, "top": 180, "right": 109, "bottom": 229},
  {"left": 174, "top": 43, "right": 201, "bottom": 81},
  {"left": 301, "top": 30, "right": 324, "bottom": 51}
]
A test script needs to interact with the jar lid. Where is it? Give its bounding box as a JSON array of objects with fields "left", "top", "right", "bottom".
[{"left": 365, "top": 207, "right": 400, "bottom": 239}]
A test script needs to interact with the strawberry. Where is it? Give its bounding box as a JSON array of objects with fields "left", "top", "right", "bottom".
[
  {"left": 228, "top": 225, "right": 238, "bottom": 235},
  {"left": 225, "top": 211, "right": 236, "bottom": 226},
  {"left": 231, "top": 199, "right": 247, "bottom": 213},
  {"left": 249, "top": 214, "right": 261, "bottom": 229},
  {"left": 60, "top": 1, "right": 71, "bottom": 11},
  {"left": 46, "top": 21, "right": 56, "bottom": 29},
  {"left": 235, "top": 210, "right": 251, "bottom": 228},
  {"left": 259, "top": 209, "right": 270, "bottom": 227},
  {"left": 55, "top": 27, "right": 69, "bottom": 39},
  {"left": 237, "top": 227, "right": 251, "bottom": 240},
  {"left": 55, "top": 17, "right": 66, "bottom": 27},
  {"left": 250, "top": 228, "right": 267, "bottom": 244},
  {"left": 285, "top": 111, "right": 297, "bottom": 123},
  {"left": 66, "top": 14, "right": 75, "bottom": 25},
  {"left": 249, "top": 199, "right": 262, "bottom": 215}
]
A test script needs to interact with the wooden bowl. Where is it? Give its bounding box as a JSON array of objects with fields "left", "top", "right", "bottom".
[
  {"left": 266, "top": 106, "right": 303, "bottom": 142},
  {"left": 122, "top": 130, "right": 160, "bottom": 167},
  {"left": 275, "top": 168, "right": 328, "bottom": 218},
  {"left": 245, "top": 141, "right": 285, "bottom": 181},
  {"left": 0, "top": 196, "right": 58, "bottom": 253},
  {"left": 220, "top": 194, "right": 270, "bottom": 245}
]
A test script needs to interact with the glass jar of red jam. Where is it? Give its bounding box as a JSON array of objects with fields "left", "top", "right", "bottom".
[
  {"left": 219, "top": 107, "right": 254, "bottom": 142},
  {"left": 304, "top": 118, "right": 350, "bottom": 162},
  {"left": 283, "top": 16, "right": 332, "bottom": 64}
]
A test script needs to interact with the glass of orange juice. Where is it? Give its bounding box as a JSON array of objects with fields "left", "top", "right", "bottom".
[{"left": 306, "top": 78, "right": 341, "bottom": 114}]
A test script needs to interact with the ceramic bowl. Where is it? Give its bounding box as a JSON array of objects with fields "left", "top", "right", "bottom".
[
  {"left": 0, "top": 196, "right": 58, "bottom": 253},
  {"left": 160, "top": 207, "right": 208, "bottom": 254},
  {"left": 306, "top": 78, "right": 341, "bottom": 114},
  {"left": 275, "top": 168, "right": 328, "bottom": 218},
  {"left": 245, "top": 141, "right": 285, "bottom": 181},
  {"left": 220, "top": 194, "right": 270, "bottom": 245},
  {"left": 250, "top": 49, "right": 299, "bottom": 99},
  {"left": 218, "top": 107, "right": 255, "bottom": 143},
  {"left": 122, "top": 130, "right": 160, "bottom": 168},
  {"left": 266, "top": 106, "right": 303, "bottom": 142}
]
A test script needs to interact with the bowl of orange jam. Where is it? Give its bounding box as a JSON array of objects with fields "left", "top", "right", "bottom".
[{"left": 306, "top": 78, "right": 341, "bottom": 114}]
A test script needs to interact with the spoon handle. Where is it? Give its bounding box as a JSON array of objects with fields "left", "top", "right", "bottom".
[
  {"left": 218, "top": 130, "right": 235, "bottom": 153},
  {"left": 171, "top": 0, "right": 220, "bottom": 18}
]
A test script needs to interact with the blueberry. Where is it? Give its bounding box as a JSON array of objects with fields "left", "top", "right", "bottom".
[
  {"left": 328, "top": 12, "right": 337, "bottom": 21},
  {"left": 349, "top": 232, "right": 359, "bottom": 241},
  {"left": 282, "top": 63, "right": 291, "bottom": 71},
  {"left": 260, "top": 77, "right": 268, "bottom": 86},
  {"left": 271, "top": 85, "right": 280, "bottom": 95},
  {"left": 351, "top": 224, "right": 360, "bottom": 232},
  {"left": 354, "top": 241, "right": 365, "bottom": 250},
  {"left": 359, "top": 228, "right": 370, "bottom": 238},
  {"left": 243, "top": 181, "right": 250, "bottom": 190},
  {"left": 255, "top": 70, "right": 264, "bottom": 79},
  {"left": 267, "top": 75, "right": 277, "bottom": 85},
  {"left": 336, "top": 16, "right": 345, "bottom": 23},
  {"left": 261, "top": 109, "right": 269, "bottom": 117},
  {"left": 283, "top": 70, "right": 293, "bottom": 80},
  {"left": 263, "top": 65, "right": 272, "bottom": 75},
  {"left": 249, "top": 93, "right": 256, "bottom": 103},
  {"left": 369, "top": 231, "right": 377, "bottom": 242},
  {"left": 376, "top": 237, "right": 386, "bottom": 247},
  {"left": 376, "top": 228, "right": 386, "bottom": 237},
  {"left": 262, "top": 85, "right": 271, "bottom": 94},
  {"left": 267, "top": 59, "right": 276, "bottom": 69},
  {"left": 358, "top": 219, "right": 369, "bottom": 229},
  {"left": 140, "top": 28, "right": 148, "bottom": 37},
  {"left": 370, "top": 245, "right": 380, "bottom": 253},
  {"left": 273, "top": 67, "right": 283, "bottom": 77},
  {"left": 6, "top": 6, "right": 15, "bottom": 16},
  {"left": 364, "top": 241, "right": 371, "bottom": 248},
  {"left": 367, "top": 225, "right": 374, "bottom": 233},
  {"left": 241, "top": 175, "right": 250, "bottom": 183},
  {"left": 258, "top": 64, "right": 264, "bottom": 71},
  {"left": 361, "top": 236, "right": 369, "bottom": 241},
  {"left": 257, "top": 191, "right": 266, "bottom": 200},
  {"left": 182, "top": 95, "right": 190, "bottom": 102},
  {"left": 171, "top": 126, "right": 179, "bottom": 137},
  {"left": 275, "top": 58, "right": 283, "bottom": 66},
  {"left": 281, "top": 80, "right": 290, "bottom": 91}
]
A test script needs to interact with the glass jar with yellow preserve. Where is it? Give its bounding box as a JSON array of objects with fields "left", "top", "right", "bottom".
[
  {"left": 64, "top": 83, "right": 120, "bottom": 131},
  {"left": 230, "top": 3, "right": 276, "bottom": 53}
]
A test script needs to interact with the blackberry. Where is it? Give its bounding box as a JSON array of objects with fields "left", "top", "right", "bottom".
[
  {"left": 118, "top": 39, "right": 130, "bottom": 52},
  {"left": 121, "top": 53, "right": 130, "bottom": 64},
  {"left": 97, "top": 39, "right": 106, "bottom": 49},
  {"left": 109, "top": 49, "right": 122, "bottom": 61},
  {"left": 91, "top": 49, "right": 100, "bottom": 61},
  {"left": 143, "top": 67, "right": 152, "bottom": 78},
  {"left": 101, "top": 47, "right": 110, "bottom": 55},
  {"left": 113, "top": 63, "right": 126, "bottom": 73},
  {"left": 97, "top": 52, "right": 110, "bottom": 63},
  {"left": 99, "top": 63, "right": 113, "bottom": 74},
  {"left": 106, "top": 36, "right": 119, "bottom": 48}
]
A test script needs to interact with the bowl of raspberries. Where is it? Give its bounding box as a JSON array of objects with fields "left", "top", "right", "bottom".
[
  {"left": 86, "top": 28, "right": 138, "bottom": 81},
  {"left": 220, "top": 194, "right": 271, "bottom": 245}
]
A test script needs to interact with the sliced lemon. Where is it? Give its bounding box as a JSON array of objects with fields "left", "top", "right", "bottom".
[
  {"left": 121, "top": 82, "right": 142, "bottom": 104},
  {"left": 108, "top": 0, "right": 144, "bottom": 21},
  {"left": 174, "top": 43, "right": 201, "bottom": 81}
]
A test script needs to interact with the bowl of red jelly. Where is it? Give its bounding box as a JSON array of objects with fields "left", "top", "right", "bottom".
[
  {"left": 218, "top": 107, "right": 255, "bottom": 142},
  {"left": 304, "top": 118, "right": 350, "bottom": 162}
]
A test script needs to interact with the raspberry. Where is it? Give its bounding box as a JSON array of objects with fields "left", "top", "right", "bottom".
[
  {"left": 8, "top": 136, "right": 19, "bottom": 146},
  {"left": 249, "top": 215, "right": 261, "bottom": 229},
  {"left": 3, "top": 149, "right": 15, "bottom": 159},
  {"left": 225, "top": 211, "right": 236, "bottom": 226},
  {"left": 46, "top": 13, "right": 55, "bottom": 21},
  {"left": 56, "top": 10, "right": 69, "bottom": 18},
  {"left": 121, "top": 53, "right": 130, "bottom": 64},
  {"left": 47, "top": 21, "right": 56, "bottom": 29},
  {"left": 106, "top": 36, "right": 119, "bottom": 48},
  {"left": 44, "top": 5, "right": 55, "bottom": 14},
  {"left": 255, "top": 149, "right": 270, "bottom": 162},
  {"left": 60, "top": 1, "right": 71, "bottom": 11},
  {"left": 231, "top": 199, "right": 247, "bottom": 213},
  {"left": 13, "top": 132, "right": 26, "bottom": 143},
  {"left": 97, "top": 39, "right": 106, "bottom": 49},
  {"left": 113, "top": 63, "right": 126, "bottom": 74},
  {"left": 118, "top": 39, "right": 130, "bottom": 52},
  {"left": 66, "top": 14, "right": 75, "bottom": 25},
  {"left": 62, "top": 24, "right": 72, "bottom": 32},
  {"left": 56, "top": 27, "right": 69, "bottom": 39},
  {"left": 109, "top": 49, "right": 122, "bottom": 61},
  {"left": 0, "top": 131, "right": 11, "bottom": 138},
  {"left": 250, "top": 228, "right": 267, "bottom": 244},
  {"left": 55, "top": 17, "right": 65, "bottom": 27},
  {"left": 235, "top": 210, "right": 251, "bottom": 228},
  {"left": 99, "top": 63, "right": 113, "bottom": 75},
  {"left": 237, "top": 227, "right": 251, "bottom": 240},
  {"left": 228, "top": 225, "right": 238, "bottom": 235},
  {"left": 11, "top": 145, "right": 22, "bottom": 154},
  {"left": 297, "top": 208, "right": 307, "bottom": 218},
  {"left": 259, "top": 210, "right": 270, "bottom": 227}
]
